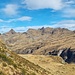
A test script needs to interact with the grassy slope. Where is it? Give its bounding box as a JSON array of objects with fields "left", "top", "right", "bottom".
[
  {"left": 19, "top": 54, "right": 75, "bottom": 75},
  {"left": 0, "top": 39, "right": 50, "bottom": 75}
]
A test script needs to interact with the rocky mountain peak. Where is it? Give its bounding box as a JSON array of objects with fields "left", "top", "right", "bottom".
[{"left": 7, "top": 29, "right": 16, "bottom": 34}]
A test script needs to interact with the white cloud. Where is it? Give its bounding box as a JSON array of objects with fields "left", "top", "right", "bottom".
[
  {"left": 12, "top": 20, "right": 75, "bottom": 32},
  {"left": 0, "top": 26, "right": 28, "bottom": 33},
  {"left": 17, "top": 16, "right": 32, "bottom": 21},
  {"left": 14, "top": 27, "right": 27, "bottom": 32},
  {"left": 22, "top": 0, "right": 75, "bottom": 18},
  {"left": 0, "top": 25, "right": 12, "bottom": 33},
  {"left": 62, "top": 8, "right": 75, "bottom": 18},
  {"left": 65, "top": 0, "right": 75, "bottom": 4},
  {"left": 0, "top": 25, "right": 26, "bottom": 33},
  {"left": 0, "top": 16, "right": 32, "bottom": 23},
  {"left": 0, "top": 19, "right": 4, "bottom": 22},
  {"left": 2, "top": 4, "right": 19, "bottom": 16},
  {"left": 24, "top": 20, "right": 75, "bottom": 30},
  {"left": 22, "top": 0, "right": 64, "bottom": 10},
  {"left": 61, "top": 0, "right": 75, "bottom": 18},
  {"left": 52, "top": 20, "right": 75, "bottom": 30}
]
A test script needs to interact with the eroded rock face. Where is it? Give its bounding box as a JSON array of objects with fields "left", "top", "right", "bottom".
[
  {"left": 48, "top": 48, "right": 75, "bottom": 63},
  {"left": 47, "top": 50, "right": 58, "bottom": 55}
]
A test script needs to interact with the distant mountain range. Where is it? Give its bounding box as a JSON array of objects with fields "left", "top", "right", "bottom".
[{"left": 0, "top": 27, "right": 75, "bottom": 63}]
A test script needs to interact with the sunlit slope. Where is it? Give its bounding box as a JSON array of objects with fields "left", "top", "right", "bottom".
[
  {"left": 19, "top": 54, "right": 75, "bottom": 75},
  {"left": 0, "top": 40, "right": 49, "bottom": 75}
]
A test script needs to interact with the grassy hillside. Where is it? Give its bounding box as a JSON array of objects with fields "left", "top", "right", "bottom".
[
  {"left": 19, "top": 54, "right": 75, "bottom": 75},
  {"left": 0, "top": 39, "right": 49, "bottom": 75}
]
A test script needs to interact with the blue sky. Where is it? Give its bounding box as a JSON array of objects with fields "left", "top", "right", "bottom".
[{"left": 0, "top": 0, "right": 75, "bottom": 33}]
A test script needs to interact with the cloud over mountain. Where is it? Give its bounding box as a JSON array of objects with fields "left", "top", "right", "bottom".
[{"left": 22, "top": 0, "right": 64, "bottom": 10}]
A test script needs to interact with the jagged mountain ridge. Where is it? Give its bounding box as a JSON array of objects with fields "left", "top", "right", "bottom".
[{"left": 1, "top": 27, "right": 75, "bottom": 63}]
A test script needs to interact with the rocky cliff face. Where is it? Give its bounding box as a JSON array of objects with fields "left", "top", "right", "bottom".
[{"left": 48, "top": 48, "right": 75, "bottom": 63}]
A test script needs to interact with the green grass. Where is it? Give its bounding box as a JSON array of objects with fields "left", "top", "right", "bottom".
[{"left": 0, "top": 53, "right": 17, "bottom": 68}]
